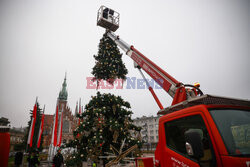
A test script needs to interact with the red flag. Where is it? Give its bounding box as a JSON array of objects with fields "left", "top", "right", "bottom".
[
  {"left": 77, "top": 99, "right": 81, "bottom": 138},
  {"left": 57, "top": 112, "right": 63, "bottom": 146},
  {"left": 37, "top": 106, "right": 45, "bottom": 148},
  {"left": 78, "top": 99, "right": 81, "bottom": 125},
  {"left": 27, "top": 102, "right": 37, "bottom": 147},
  {"left": 53, "top": 105, "right": 58, "bottom": 147}
]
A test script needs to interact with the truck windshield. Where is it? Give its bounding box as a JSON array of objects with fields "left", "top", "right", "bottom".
[{"left": 210, "top": 109, "right": 250, "bottom": 156}]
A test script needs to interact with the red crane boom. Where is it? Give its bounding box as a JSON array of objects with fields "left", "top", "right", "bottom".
[{"left": 107, "top": 31, "right": 199, "bottom": 106}]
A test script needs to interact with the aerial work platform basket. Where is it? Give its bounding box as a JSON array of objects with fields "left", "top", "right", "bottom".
[{"left": 97, "top": 6, "right": 120, "bottom": 32}]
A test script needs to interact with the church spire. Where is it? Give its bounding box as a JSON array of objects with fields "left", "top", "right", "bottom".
[
  {"left": 75, "top": 101, "right": 78, "bottom": 116},
  {"left": 58, "top": 73, "right": 68, "bottom": 100}
]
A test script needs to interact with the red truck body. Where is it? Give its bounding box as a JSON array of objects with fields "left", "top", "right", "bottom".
[{"left": 155, "top": 95, "right": 250, "bottom": 167}]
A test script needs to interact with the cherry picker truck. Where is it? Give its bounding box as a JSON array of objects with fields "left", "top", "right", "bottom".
[{"left": 97, "top": 6, "right": 250, "bottom": 167}]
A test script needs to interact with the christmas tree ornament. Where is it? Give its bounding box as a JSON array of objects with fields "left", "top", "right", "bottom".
[
  {"left": 113, "top": 130, "right": 119, "bottom": 143},
  {"left": 137, "top": 132, "right": 142, "bottom": 142},
  {"left": 112, "top": 104, "right": 116, "bottom": 114}
]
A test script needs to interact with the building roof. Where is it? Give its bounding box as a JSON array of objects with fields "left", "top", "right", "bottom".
[
  {"left": 134, "top": 115, "right": 159, "bottom": 120},
  {"left": 0, "top": 117, "right": 10, "bottom": 126}
]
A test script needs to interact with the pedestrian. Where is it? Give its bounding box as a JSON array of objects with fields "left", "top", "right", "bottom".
[
  {"left": 14, "top": 151, "right": 23, "bottom": 167},
  {"left": 53, "top": 149, "right": 64, "bottom": 167},
  {"left": 103, "top": 7, "right": 109, "bottom": 19},
  {"left": 27, "top": 150, "right": 40, "bottom": 167}
]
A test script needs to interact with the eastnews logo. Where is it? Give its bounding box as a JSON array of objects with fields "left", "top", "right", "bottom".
[{"left": 86, "top": 77, "right": 163, "bottom": 89}]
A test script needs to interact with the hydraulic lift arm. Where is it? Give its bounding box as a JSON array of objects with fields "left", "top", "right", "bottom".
[{"left": 107, "top": 31, "right": 194, "bottom": 106}]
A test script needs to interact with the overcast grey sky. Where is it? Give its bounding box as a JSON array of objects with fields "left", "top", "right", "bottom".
[{"left": 0, "top": 0, "right": 249, "bottom": 127}]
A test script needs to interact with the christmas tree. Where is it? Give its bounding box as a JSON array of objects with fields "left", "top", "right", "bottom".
[
  {"left": 92, "top": 33, "right": 128, "bottom": 85},
  {"left": 23, "top": 102, "right": 44, "bottom": 152},
  {"left": 64, "top": 92, "right": 142, "bottom": 166}
]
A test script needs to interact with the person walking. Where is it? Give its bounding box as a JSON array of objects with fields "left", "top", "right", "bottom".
[
  {"left": 14, "top": 151, "right": 23, "bottom": 167},
  {"left": 53, "top": 149, "right": 64, "bottom": 167},
  {"left": 27, "top": 150, "right": 40, "bottom": 167}
]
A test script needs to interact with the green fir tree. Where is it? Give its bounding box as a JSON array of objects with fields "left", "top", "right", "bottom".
[
  {"left": 92, "top": 33, "right": 128, "bottom": 85},
  {"left": 64, "top": 92, "right": 142, "bottom": 166},
  {"left": 23, "top": 102, "right": 44, "bottom": 152}
]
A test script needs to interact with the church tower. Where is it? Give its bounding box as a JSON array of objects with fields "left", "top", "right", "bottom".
[
  {"left": 43, "top": 74, "right": 78, "bottom": 152},
  {"left": 58, "top": 74, "right": 68, "bottom": 101},
  {"left": 57, "top": 74, "right": 77, "bottom": 144},
  {"left": 57, "top": 74, "right": 68, "bottom": 112}
]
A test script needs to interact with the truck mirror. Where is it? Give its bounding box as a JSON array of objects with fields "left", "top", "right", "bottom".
[
  {"left": 184, "top": 130, "right": 204, "bottom": 160},
  {"left": 185, "top": 142, "right": 194, "bottom": 156}
]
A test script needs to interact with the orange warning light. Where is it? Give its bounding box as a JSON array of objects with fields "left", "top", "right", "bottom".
[{"left": 194, "top": 82, "right": 200, "bottom": 88}]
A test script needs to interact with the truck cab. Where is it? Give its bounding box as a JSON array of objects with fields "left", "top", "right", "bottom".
[{"left": 156, "top": 95, "right": 250, "bottom": 167}]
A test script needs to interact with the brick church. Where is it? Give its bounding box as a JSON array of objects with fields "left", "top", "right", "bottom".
[{"left": 42, "top": 75, "right": 78, "bottom": 150}]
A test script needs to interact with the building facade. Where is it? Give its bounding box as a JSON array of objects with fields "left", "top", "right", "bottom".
[
  {"left": 42, "top": 114, "right": 54, "bottom": 148},
  {"left": 133, "top": 115, "right": 160, "bottom": 150},
  {"left": 9, "top": 127, "right": 26, "bottom": 151},
  {"left": 42, "top": 75, "right": 77, "bottom": 150}
]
